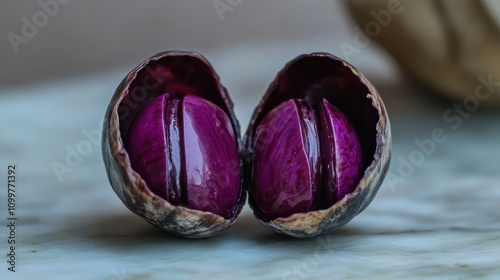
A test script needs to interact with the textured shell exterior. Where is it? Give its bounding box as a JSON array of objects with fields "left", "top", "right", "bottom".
[
  {"left": 244, "top": 53, "right": 391, "bottom": 238},
  {"left": 102, "top": 51, "right": 246, "bottom": 238}
]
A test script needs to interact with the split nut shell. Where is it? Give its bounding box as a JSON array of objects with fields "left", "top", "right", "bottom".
[
  {"left": 244, "top": 53, "right": 391, "bottom": 238},
  {"left": 102, "top": 51, "right": 245, "bottom": 238}
]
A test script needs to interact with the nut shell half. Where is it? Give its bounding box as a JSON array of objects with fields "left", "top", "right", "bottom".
[
  {"left": 244, "top": 53, "right": 391, "bottom": 237},
  {"left": 102, "top": 51, "right": 246, "bottom": 238}
]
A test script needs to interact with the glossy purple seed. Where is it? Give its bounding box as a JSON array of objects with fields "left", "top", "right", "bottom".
[
  {"left": 125, "top": 93, "right": 240, "bottom": 218},
  {"left": 251, "top": 98, "right": 363, "bottom": 220}
]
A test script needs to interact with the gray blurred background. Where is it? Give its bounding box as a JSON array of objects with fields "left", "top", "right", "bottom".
[
  {"left": 0, "top": 1, "right": 355, "bottom": 87},
  {"left": 0, "top": 0, "right": 500, "bottom": 103},
  {"left": 2, "top": 0, "right": 497, "bottom": 88}
]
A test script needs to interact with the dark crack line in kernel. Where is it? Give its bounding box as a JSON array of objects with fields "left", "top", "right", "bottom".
[
  {"left": 318, "top": 100, "right": 338, "bottom": 209},
  {"left": 160, "top": 94, "right": 170, "bottom": 200},
  {"left": 314, "top": 100, "right": 328, "bottom": 210},
  {"left": 178, "top": 96, "right": 188, "bottom": 207},
  {"left": 166, "top": 97, "right": 183, "bottom": 206},
  {"left": 294, "top": 99, "right": 323, "bottom": 213},
  {"left": 304, "top": 79, "right": 340, "bottom": 209},
  {"left": 165, "top": 96, "right": 176, "bottom": 204}
]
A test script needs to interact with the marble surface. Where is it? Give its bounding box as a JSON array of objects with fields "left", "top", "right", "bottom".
[{"left": 1, "top": 40, "right": 500, "bottom": 279}]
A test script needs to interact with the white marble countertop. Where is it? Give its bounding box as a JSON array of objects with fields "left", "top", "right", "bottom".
[{"left": 1, "top": 43, "right": 500, "bottom": 280}]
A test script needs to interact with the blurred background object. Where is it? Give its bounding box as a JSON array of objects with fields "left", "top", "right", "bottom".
[{"left": 346, "top": 0, "right": 500, "bottom": 106}]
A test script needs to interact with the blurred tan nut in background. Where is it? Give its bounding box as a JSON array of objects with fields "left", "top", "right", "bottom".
[{"left": 346, "top": 0, "right": 500, "bottom": 107}]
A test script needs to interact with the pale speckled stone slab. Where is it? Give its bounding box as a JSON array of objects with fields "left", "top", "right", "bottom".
[{"left": 1, "top": 41, "right": 500, "bottom": 280}]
